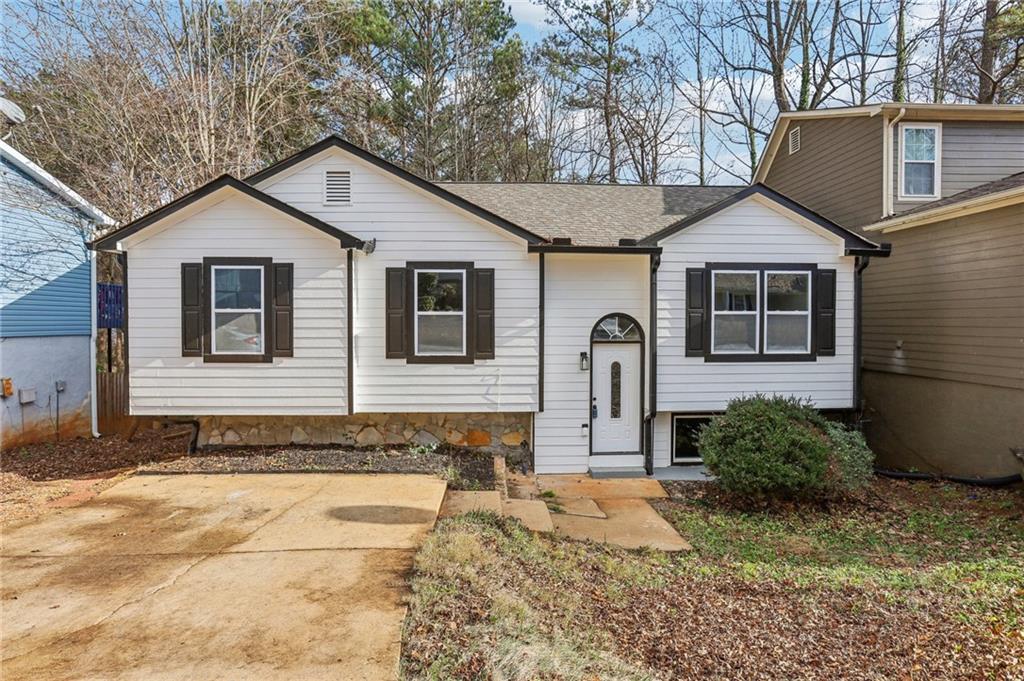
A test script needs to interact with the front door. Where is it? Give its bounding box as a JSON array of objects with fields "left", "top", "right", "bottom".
[{"left": 591, "top": 343, "right": 641, "bottom": 454}]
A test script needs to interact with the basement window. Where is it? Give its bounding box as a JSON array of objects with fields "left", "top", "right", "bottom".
[{"left": 323, "top": 170, "right": 352, "bottom": 205}]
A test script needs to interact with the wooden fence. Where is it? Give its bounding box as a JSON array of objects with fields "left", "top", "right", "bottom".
[{"left": 97, "top": 372, "right": 132, "bottom": 435}]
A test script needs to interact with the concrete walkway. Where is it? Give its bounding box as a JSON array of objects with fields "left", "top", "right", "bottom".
[
  {"left": 1, "top": 473, "right": 446, "bottom": 681},
  {"left": 441, "top": 473, "right": 691, "bottom": 552}
]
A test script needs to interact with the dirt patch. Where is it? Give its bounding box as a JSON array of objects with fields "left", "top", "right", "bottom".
[
  {"left": 141, "top": 444, "right": 496, "bottom": 490},
  {"left": 1, "top": 430, "right": 191, "bottom": 523}
]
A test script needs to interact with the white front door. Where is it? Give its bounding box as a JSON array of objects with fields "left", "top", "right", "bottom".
[{"left": 592, "top": 343, "right": 641, "bottom": 454}]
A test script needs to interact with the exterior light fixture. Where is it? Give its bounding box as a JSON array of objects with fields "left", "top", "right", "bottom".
[{"left": 579, "top": 351, "right": 589, "bottom": 371}]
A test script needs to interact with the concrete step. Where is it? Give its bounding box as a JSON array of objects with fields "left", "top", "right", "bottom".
[
  {"left": 589, "top": 466, "right": 649, "bottom": 479},
  {"left": 501, "top": 499, "right": 554, "bottom": 532},
  {"left": 439, "top": 490, "right": 503, "bottom": 518}
]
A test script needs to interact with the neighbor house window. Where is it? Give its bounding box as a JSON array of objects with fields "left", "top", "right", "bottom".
[
  {"left": 765, "top": 271, "right": 811, "bottom": 353},
  {"left": 899, "top": 123, "right": 941, "bottom": 199},
  {"left": 711, "top": 271, "right": 759, "bottom": 353},
  {"left": 211, "top": 265, "right": 264, "bottom": 355},
  {"left": 414, "top": 269, "right": 466, "bottom": 356}
]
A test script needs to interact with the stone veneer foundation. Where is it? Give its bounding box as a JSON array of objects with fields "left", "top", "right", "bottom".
[{"left": 197, "top": 413, "right": 532, "bottom": 451}]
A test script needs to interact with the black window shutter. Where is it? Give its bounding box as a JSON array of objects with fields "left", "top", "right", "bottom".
[
  {"left": 815, "top": 269, "right": 837, "bottom": 356},
  {"left": 385, "top": 267, "right": 408, "bottom": 358},
  {"left": 472, "top": 268, "right": 495, "bottom": 359},
  {"left": 272, "top": 263, "right": 294, "bottom": 357},
  {"left": 181, "top": 263, "right": 203, "bottom": 357},
  {"left": 685, "top": 268, "right": 708, "bottom": 356}
]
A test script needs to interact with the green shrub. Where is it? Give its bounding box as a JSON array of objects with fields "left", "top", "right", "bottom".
[
  {"left": 821, "top": 420, "right": 874, "bottom": 493},
  {"left": 698, "top": 395, "right": 874, "bottom": 500}
]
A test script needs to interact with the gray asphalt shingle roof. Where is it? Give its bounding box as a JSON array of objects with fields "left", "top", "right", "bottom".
[
  {"left": 894, "top": 172, "right": 1024, "bottom": 218},
  {"left": 440, "top": 182, "right": 745, "bottom": 246}
]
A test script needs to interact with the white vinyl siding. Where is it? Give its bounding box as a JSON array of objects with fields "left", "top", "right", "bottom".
[
  {"left": 656, "top": 196, "right": 856, "bottom": 414},
  {"left": 534, "top": 254, "right": 649, "bottom": 474},
  {"left": 124, "top": 193, "right": 348, "bottom": 415},
  {"left": 256, "top": 149, "right": 538, "bottom": 413}
]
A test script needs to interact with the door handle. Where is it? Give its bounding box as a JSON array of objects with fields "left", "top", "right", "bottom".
[{"left": 591, "top": 403, "right": 598, "bottom": 419}]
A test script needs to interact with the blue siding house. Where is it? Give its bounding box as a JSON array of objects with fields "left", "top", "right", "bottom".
[{"left": 1, "top": 140, "right": 113, "bottom": 446}]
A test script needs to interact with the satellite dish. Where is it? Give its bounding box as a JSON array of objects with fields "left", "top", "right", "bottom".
[{"left": 0, "top": 97, "right": 26, "bottom": 126}]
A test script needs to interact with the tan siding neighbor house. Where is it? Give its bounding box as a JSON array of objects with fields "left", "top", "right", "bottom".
[{"left": 760, "top": 104, "right": 1024, "bottom": 479}]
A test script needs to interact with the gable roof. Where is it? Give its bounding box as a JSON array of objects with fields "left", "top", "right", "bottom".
[
  {"left": 638, "top": 184, "right": 889, "bottom": 256},
  {"left": 864, "top": 172, "right": 1024, "bottom": 233},
  {"left": 442, "top": 182, "right": 743, "bottom": 247},
  {"left": 245, "top": 135, "right": 546, "bottom": 244},
  {"left": 90, "top": 175, "right": 364, "bottom": 251},
  {"left": 754, "top": 102, "right": 1024, "bottom": 183},
  {"left": 1, "top": 139, "right": 114, "bottom": 225}
]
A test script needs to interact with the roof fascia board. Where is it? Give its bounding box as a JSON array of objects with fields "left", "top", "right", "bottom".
[
  {"left": 245, "top": 136, "right": 547, "bottom": 244},
  {"left": 864, "top": 186, "right": 1024, "bottom": 233},
  {"left": 640, "top": 184, "right": 886, "bottom": 255},
  {"left": 255, "top": 143, "right": 541, "bottom": 248},
  {"left": 754, "top": 105, "right": 883, "bottom": 182},
  {"left": 0, "top": 139, "right": 115, "bottom": 225},
  {"left": 90, "top": 175, "right": 364, "bottom": 251},
  {"left": 527, "top": 244, "right": 662, "bottom": 254}
]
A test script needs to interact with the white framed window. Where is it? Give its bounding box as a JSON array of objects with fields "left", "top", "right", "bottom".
[
  {"left": 711, "top": 270, "right": 759, "bottom": 354},
  {"left": 413, "top": 269, "right": 466, "bottom": 356},
  {"left": 764, "top": 270, "right": 812, "bottom": 354},
  {"left": 323, "top": 169, "right": 352, "bottom": 205},
  {"left": 788, "top": 126, "right": 801, "bottom": 154},
  {"left": 898, "top": 123, "right": 941, "bottom": 200},
  {"left": 211, "top": 265, "right": 264, "bottom": 355}
]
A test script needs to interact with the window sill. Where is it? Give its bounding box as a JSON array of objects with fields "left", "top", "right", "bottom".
[
  {"left": 405, "top": 355, "right": 475, "bottom": 365},
  {"left": 202, "top": 354, "right": 273, "bottom": 364},
  {"left": 896, "top": 194, "right": 940, "bottom": 202},
  {"left": 704, "top": 353, "right": 816, "bottom": 363}
]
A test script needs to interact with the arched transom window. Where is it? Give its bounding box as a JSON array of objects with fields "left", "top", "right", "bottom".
[{"left": 592, "top": 314, "right": 641, "bottom": 341}]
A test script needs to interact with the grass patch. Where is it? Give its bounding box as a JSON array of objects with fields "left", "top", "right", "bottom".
[{"left": 403, "top": 478, "right": 1024, "bottom": 680}]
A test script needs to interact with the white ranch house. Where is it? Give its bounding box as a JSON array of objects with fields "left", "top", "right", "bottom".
[{"left": 91, "top": 137, "right": 889, "bottom": 475}]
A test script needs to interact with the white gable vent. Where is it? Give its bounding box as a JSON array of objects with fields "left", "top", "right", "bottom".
[
  {"left": 788, "top": 126, "right": 801, "bottom": 154},
  {"left": 323, "top": 170, "right": 352, "bottom": 205}
]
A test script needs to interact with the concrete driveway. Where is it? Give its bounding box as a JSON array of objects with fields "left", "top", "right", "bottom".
[{"left": 1, "top": 473, "right": 446, "bottom": 680}]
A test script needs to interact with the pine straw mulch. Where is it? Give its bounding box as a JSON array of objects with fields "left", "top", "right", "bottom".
[{"left": 402, "top": 478, "right": 1024, "bottom": 681}]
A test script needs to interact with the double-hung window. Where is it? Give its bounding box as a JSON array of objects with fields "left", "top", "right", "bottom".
[
  {"left": 414, "top": 269, "right": 466, "bottom": 356},
  {"left": 709, "top": 266, "right": 814, "bottom": 358},
  {"left": 899, "top": 123, "right": 941, "bottom": 200},
  {"left": 211, "top": 265, "right": 264, "bottom": 355},
  {"left": 711, "top": 271, "right": 759, "bottom": 354},
  {"left": 765, "top": 271, "right": 811, "bottom": 353}
]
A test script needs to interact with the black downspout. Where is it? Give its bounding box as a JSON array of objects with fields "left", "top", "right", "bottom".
[
  {"left": 645, "top": 253, "right": 661, "bottom": 476},
  {"left": 854, "top": 256, "right": 871, "bottom": 413},
  {"left": 538, "top": 253, "right": 545, "bottom": 413}
]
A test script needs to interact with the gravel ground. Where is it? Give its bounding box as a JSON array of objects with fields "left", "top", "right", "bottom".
[{"left": 140, "top": 444, "right": 497, "bottom": 490}]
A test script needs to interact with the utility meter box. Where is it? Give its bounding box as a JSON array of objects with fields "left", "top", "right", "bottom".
[{"left": 19, "top": 387, "right": 37, "bottom": 405}]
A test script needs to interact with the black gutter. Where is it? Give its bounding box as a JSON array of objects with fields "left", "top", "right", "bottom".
[
  {"left": 527, "top": 244, "right": 662, "bottom": 255},
  {"left": 853, "top": 255, "right": 870, "bottom": 410},
  {"left": 875, "top": 467, "right": 1022, "bottom": 487},
  {"left": 538, "top": 253, "right": 545, "bottom": 413},
  {"left": 347, "top": 249, "right": 355, "bottom": 413},
  {"left": 646, "top": 253, "right": 660, "bottom": 476}
]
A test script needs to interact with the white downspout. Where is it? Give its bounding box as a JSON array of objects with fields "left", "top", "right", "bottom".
[
  {"left": 883, "top": 107, "right": 907, "bottom": 218},
  {"left": 89, "top": 251, "right": 100, "bottom": 438}
]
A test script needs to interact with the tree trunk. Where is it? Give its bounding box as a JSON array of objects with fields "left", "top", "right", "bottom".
[{"left": 977, "top": 0, "right": 999, "bottom": 103}]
